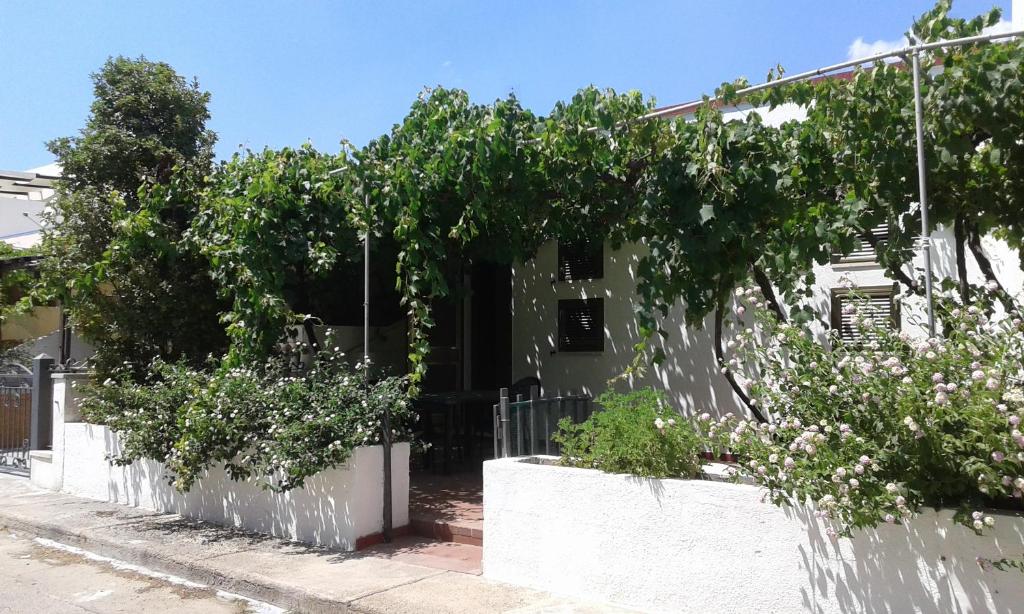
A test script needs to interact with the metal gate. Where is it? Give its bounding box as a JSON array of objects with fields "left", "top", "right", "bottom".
[
  {"left": 0, "top": 366, "right": 32, "bottom": 473},
  {"left": 493, "top": 388, "right": 593, "bottom": 458}
]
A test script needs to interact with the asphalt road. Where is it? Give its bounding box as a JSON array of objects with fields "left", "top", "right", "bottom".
[{"left": 0, "top": 529, "right": 281, "bottom": 614}]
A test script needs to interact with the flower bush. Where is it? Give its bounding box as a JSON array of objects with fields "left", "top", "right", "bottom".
[
  {"left": 553, "top": 389, "right": 703, "bottom": 478},
  {"left": 702, "top": 284, "right": 1024, "bottom": 538},
  {"left": 82, "top": 347, "right": 414, "bottom": 492}
]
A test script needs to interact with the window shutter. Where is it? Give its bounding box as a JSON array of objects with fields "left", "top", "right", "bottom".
[
  {"left": 558, "top": 298, "right": 604, "bottom": 352},
  {"left": 830, "top": 287, "right": 899, "bottom": 343},
  {"left": 558, "top": 241, "right": 603, "bottom": 281},
  {"left": 833, "top": 224, "right": 890, "bottom": 264}
]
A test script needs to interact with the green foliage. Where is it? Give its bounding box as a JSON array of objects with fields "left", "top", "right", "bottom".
[
  {"left": 553, "top": 389, "right": 703, "bottom": 479},
  {"left": 82, "top": 348, "right": 414, "bottom": 492},
  {"left": 37, "top": 56, "right": 227, "bottom": 376},
  {"left": 188, "top": 145, "right": 362, "bottom": 359},
  {"left": 700, "top": 285, "right": 1024, "bottom": 538}
]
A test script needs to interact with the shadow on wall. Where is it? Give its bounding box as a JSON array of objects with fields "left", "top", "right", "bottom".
[
  {"left": 58, "top": 423, "right": 406, "bottom": 551},
  {"left": 512, "top": 241, "right": 743, "bottom": 418},
  {"left": 483, "top": 459, "right": 1024, "bottom": 614},
  {"left": 784, "top": 502, "right": 1024, "bottom": 614}
]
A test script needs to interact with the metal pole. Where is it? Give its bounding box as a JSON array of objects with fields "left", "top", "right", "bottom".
[
  {"left": 911, "top": 44, "right": 937, "bottom": 337},
  {"left": 369, "top": 187, "right": 393, "bottom": 543},
  {"left": 641, "top": 29, "right": 1024, "bottom": 123}
]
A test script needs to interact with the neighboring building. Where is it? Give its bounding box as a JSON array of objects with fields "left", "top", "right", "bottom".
[
  {"left": 0, "top": 165, "right": 92, "bottom": 363},
  {"left": 0, "top": 164, "right": 57, "bottom": 248}
]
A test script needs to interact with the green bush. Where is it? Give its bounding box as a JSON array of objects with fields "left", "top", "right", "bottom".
[
  {"left": 704, "top": 285, "right": 1024, "bottom": 539},
  {"left": 553, "top": 388, "right": 703, "bottom": 478},
  {"left": 81, "top": 348, "right": 414, "bottom": 492}
]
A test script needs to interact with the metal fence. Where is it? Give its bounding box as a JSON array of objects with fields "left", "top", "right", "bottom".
[
  {"left": 0, "top": 375, "right": 32, "bottom": 473},
  {"left": 493, "top": 388, "right": 593, "bottom": 458}
]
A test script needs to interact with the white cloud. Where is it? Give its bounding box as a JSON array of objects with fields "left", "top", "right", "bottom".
[
  {"left": 845, "top": 18, "right": 1015, "bottom": 62},
  {"left": 981, "top": 18, "right": 1014, "bottom": 36},
  {"left": 846, "top": 36, "right": 908, "bottom": 61}
]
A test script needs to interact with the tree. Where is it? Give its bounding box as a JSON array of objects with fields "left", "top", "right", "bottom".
[{"left": 37, "top": 56, "right": 227, "bottom": 376}]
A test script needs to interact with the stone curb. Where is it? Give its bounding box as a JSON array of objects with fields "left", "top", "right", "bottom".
[{"left": 0, "top": 510, "right": 359, "bottom": 613}]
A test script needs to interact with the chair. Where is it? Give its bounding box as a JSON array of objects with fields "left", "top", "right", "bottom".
[{"left": 509, "top": 376, "right": 541, "bottom": 401}]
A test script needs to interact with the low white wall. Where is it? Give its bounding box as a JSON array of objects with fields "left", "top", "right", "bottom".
[
  {"left": 483, "top": 457, "right": 1024, "bottom": 614},
  {"left": 40, "top": 372, "right": 410, "bottom": 551},
  {"left": 60, "top": 423, "right": 409, "bottom": 551}
]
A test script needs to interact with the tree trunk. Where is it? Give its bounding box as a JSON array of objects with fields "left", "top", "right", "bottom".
[
  {"left": 752, "top": 264, "right": 787, "bottom": 323},
  {"left": 966, "top": 224, "right": 1016, "bottom": 313},
  {"left": 863, "top": 232, "right": 922, "bottom": 295},
  {"left": 954, "top": 216, "right": 970, "bottom": 304},
  {"left": 714, "top": 289, "right": 767, "bottom": 423}
]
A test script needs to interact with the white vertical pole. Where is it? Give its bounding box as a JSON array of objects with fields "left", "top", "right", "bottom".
[
  {"left": 911, "top": 44, "right": 936, "bottom": 337},
  {"left": 368, "top": 186, "right": 393, "bottom": 543}
]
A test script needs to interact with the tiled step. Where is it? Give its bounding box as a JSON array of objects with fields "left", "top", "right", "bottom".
[
  {"left": 410, "top": 515, "right": 483, "bottom": 547},
  {"left": 364, "top": 535, "right": 482, "bottom": 575}
]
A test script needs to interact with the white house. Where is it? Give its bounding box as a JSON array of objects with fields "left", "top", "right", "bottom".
[{"left": 508, "top": 95, "right": 1024, "bottom": 420}]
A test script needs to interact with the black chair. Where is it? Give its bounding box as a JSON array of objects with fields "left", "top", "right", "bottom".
[{"left": 509, "top": 376, "right": 541, "bottom": 401}]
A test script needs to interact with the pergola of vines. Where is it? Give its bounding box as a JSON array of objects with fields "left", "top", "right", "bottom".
[{"left": 184, "top": 3, "right": 1023, "bottom": 415}]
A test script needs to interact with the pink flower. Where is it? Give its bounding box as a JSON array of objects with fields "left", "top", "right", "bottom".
[{"left": 992, "top": 451, "right": 1006, "bottom": 463}]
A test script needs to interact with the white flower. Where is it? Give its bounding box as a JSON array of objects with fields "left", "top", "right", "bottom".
[
  {"left": 885, "top": 483, "right": 899, "bottom": 494},
  {"left": 654, "top": 418, "right": 665, "bottom": 430}
]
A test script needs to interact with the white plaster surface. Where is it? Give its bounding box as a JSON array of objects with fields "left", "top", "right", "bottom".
[
  {"left": 28, "top": 451, "right": 60, "bottom": 491},
  {"left": 38, "top": 373, "right": 410, "bottom": 551},
  {"left": 512, "top": 228, "right": 1023, "bottom": 420},
  {"left": 483, "top": 457, "right": 1024, "bottom": 614}
]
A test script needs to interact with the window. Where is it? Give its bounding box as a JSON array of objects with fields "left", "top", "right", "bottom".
[
  {"left": 832, "top": 223, "right": 889, "bottom": 265},
  {"left": 558, "top": 298, "right": 604, "bottom": 352},
  {"left": 558, "top": 241, "right": 603, "bottom": 281},
  {"left": 830, "top": 285, "right": 900, "bottom": 343}
]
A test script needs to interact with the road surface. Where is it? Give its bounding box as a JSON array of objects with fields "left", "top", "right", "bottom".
[{"left": 0, "top": 529, "right": 282, "bottom": 613}]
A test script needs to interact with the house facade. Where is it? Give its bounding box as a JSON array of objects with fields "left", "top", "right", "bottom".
[{"left": 508, "top": 101, "right": 1024, "bottom": 418}]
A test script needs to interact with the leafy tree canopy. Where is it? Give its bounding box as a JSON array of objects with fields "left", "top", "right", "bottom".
[{"left": 37, "top": 56, "right": 228, "bottom": 377}]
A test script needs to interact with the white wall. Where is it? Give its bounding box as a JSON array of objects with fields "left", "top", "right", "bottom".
[
  {"left": 511, "top": 228, "right": 1023, "bottom": 419},
  {"left": 38, "top": 375, "right": 410, "bottom": 551},
  {"left": 512, "top": 241, "right": 742, "bottom": 417},
  {"left": 484, "top": 457, "right": 1024, "bottom": 614}
]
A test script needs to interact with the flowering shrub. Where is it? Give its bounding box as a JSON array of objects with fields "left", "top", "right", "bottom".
[
  {"left": 703, "top": 285, "right": 1024, "bottom": 539},
  {"left": 82, "top": 350, "right": 414, "bottom": 492},
  {"left": 554, "top": 389, "right": 703, "bottom": 478}
]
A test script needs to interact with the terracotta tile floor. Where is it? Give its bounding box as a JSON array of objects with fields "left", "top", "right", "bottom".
[
  {"left": 364, "top": 535, "right": 483, "bottom": 575},
  {"left": 409, "top": 471, "right": 484, "bottom": 546}
]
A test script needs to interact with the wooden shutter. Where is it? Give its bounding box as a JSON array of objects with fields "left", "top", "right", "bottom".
[
  {"left": 558, "top": 298, "right": 604, "bottom": 352},
  {"left": 830, "top": 286, "right": 900, "bottom": 343},
  {"left": 832, "top": 224, "right": 889, "bottom": 264},
  {"left": 558, "top": 241, "right": 603, "bottom": 281}
]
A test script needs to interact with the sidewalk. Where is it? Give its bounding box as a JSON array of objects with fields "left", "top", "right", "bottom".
[{"left": 0, "top": 474, "right": 631, "bottom": 613}]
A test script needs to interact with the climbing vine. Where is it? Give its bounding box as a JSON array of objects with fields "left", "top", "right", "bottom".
[{"left": 181, "top": 1, "right": 1024, "bottom": 414}]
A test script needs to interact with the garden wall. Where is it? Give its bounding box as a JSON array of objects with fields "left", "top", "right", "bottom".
[
  {"left": 36, "top": 373, "right": 409, "bottom": 551},
  {"left": 483, "top": 457, "right": 1024, "bottom": 614}
]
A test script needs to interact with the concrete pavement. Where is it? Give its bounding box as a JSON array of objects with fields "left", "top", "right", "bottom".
[
  {"left": 0, "top": 528, "right": 280, "bottom": 613},
  {"left": 0, "top": 474, "right": 632, "bottom": 613}
]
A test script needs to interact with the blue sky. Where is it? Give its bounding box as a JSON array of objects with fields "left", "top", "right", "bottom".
[{"left": 0, "top": 0, "right": 1013, "bottom": 170}]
